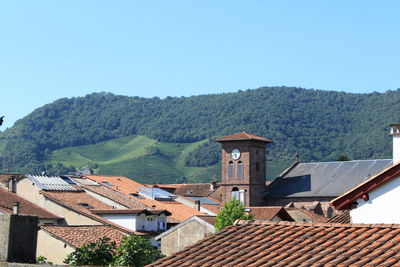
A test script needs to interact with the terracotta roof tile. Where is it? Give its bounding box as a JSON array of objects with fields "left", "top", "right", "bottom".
[
  {"left": 247, "top": 207, "right": 294, "bottom": 221},
  {"left": 327, "top": 210, "right": 351, "bottom": 224},
  {"left": 41, "top": 190, "right": 141, "bottom": 234},
  {"left": 215, "top": 132, "right": 273, "bottom": 143},
  {"left": 149, "top": 221, "right": 400, "bottom": 267},
  {"left": 83, "top": 175, "right": 206, "bottom": 223},
  {"left": 0, "top": 187, "right": 61, "bottom": 220},
  {"left": 41, "top": 225, "right": 127, "bottom": 248},
  {"left": 82, "top": 184, "right": 148, "bottom": 209}
]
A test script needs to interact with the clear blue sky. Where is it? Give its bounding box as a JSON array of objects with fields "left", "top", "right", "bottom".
[{"left": 1, "top": 1, "right": 400, "bottom": 129}]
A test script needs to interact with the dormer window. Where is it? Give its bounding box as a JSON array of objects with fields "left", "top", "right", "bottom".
[
  {"left": 237, "top": 161, "right": 243, "bottom": 179},
  {"left": 228, "top": 161, "right": 234, "bottom": 179}
]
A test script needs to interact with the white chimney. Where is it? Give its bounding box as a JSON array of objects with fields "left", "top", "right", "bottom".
[{"left": 389, "top": 124, "right": 400, "bottom": 165}]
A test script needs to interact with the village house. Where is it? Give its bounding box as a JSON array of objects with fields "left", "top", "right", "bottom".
[
  {"left": 330, "top": 124, "right": 400, "bottom": 224},
  {"left": 0, "top": 187, "right": 62, "bottom": 225},
  {"left": 37, "top": 225, "right": 127, "bottom": 264},
  {"left": 156, "top": 207, "right": 294, "bottom": 256}
]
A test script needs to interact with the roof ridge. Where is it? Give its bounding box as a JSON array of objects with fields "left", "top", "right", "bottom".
[{"left": 235, "top": 219, "right": 400, "bottom": 229}]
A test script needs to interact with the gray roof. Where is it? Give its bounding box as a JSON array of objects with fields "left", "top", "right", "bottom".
[
  {"left": 27, "top": 174, "right": 78, "bottom": 191},
  {"left": 265, "top": 159, "right": 393, "bottom": 198}
]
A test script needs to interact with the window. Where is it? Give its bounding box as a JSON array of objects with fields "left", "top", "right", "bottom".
[
  {"left": 255, "top": 162, "right": 260, "bottom": 171},
  {"left": 239, "top": 189, "right": 246, "bottom": 206},
  {"left": 102, "top": 181, "right": 114, "bottom": 186},
  {"left": 237, "top": 161, "right": 243, "bottom": 179},
  {"left": 231, "top": 187, "right": 239, "bottom": 200},
  {"left": 78, "top": 203, "right": 94, "bottom": 209},
  {"left": 228, "top": 161, "right": 234, "bottom": 179}
]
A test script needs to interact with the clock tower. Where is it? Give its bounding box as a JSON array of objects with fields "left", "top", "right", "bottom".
[{"left": 215, "top": 132, "right": 272, "bottom": 207}]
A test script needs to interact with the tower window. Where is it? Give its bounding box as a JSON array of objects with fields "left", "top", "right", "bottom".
[
  {"left": 228, "top": 161, "right": 234, "bottom": 179},
  {"left": 231, "top": 187, "right": 239, "bottom": 200},
  {"left": 239, "top": 189, "right": 246, "bottom": 206},
  {"left": 237, "top": 161, "right": 243, "bottom": 179}
]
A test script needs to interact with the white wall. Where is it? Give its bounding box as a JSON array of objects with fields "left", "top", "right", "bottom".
[
  {"left": 100, "top": 214, "right": 138, "bottom": 231},
  {"left": 350, "top": 175, "right": 400, "bottom": 224},
  {"left": 99, "top": 213, "right": 167, "bottom": 232}
]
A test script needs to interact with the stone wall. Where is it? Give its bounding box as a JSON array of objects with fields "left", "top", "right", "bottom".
[{"left": 0, "top": 215, "right": 38, "bottom": 263}]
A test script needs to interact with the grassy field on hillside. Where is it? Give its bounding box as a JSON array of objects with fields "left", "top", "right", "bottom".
[
  {"left": 46, "top": 135, "right": 221, "bottom": 184},
  {"left": 46, "top": 135, "right": 289, "bottom": 184}
]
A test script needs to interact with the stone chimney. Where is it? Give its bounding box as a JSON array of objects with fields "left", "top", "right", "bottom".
[{"left": 389, "top": 124, "right": 400, "bottom": 165}]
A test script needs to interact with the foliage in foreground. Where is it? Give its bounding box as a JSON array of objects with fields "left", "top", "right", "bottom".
[
  {"left": 64, "top": 237, "right": 116, "bottom": 266},
  {"left": 215, "top": 199, "right": 254, "bottom": 232},
  {"left": 64, "top": 235, "right": 163, "bottom": 267}
]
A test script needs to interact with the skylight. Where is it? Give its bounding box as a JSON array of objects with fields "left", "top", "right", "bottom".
[
  {"left": 129, "top": 193, "right": 144, "bottom": 199},
  {"left": 139, "top": 187, "right": 177, "bottom": 201},
  {"left": 102, "top": 181, "right": 114, "bottom": 186},
  {"left": 187, "top": 197, "right": 219, "bottom": 205},
  {"left": 78, "top": 203, "right": 94, "bottom": 209}
]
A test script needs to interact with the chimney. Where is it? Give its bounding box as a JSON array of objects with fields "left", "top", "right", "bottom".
[
  {"left": 194, "top": 200, "right": 201, "bottom": 211},
  {"left": 389, "top": 124, "right": 400, "bottom": 164},
  {"left": 8, "top": 176, "right": 16, "bottom": 193},
  {"left": 12, "top": 202, "right": 20, "bottom": 215}
]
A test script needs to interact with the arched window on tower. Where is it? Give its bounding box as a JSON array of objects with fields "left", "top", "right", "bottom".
[
  {"left": 239, "top": 189, "right": 246, "bottom": 206},
  {"left": 228, "top": 161, "right": 234, "bottom": 179},
  {"left": 237, "top": 161, "right": 243, "bottom": 179},
  {"left": 231, "top": 187, "right": 239, "bottom": 200}
]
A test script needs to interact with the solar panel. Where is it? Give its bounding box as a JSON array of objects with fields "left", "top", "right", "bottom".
[
  {"left": 27, "top": 174, "right": 77, "bottom": 191},
  {"left": 187, "top": 197, "right": 219, "bottom": 205},
  {"left": 139, "top": 187, "right": 177, "bottom": 201}
]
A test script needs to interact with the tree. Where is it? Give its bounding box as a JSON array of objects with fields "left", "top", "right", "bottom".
[
  {"left": 115, "top": 235, "right": 164, "bottom": 267},
  {"left": 63, "top": 237, "right": 116, "bottom": 266},
  {"left": 215, "top": 199, "right": 254, "bottom": 232}
]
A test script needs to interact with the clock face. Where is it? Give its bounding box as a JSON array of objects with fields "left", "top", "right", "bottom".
[{"left": 231, "top": 149, "right": 241, "bottom": 160}]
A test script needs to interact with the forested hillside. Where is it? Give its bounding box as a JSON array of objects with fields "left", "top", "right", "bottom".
[{"left": 1, "top": 87, "right": 399, "bottom": 183}]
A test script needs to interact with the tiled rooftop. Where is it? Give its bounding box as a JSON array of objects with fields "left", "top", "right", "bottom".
[
  {"left": 41, "top": 225, "right": 127, "bottom": 248},
  {"left": 0, "top": 187, "right": 62, "bottom": 220},
  {"left": 150, "top": 220, "right": 400, "bottom": 267},
  {"left": 83, "top": 184, "right": 148, "bottom": 209},
  {"left": 285, "top": 208, "right": 328, "bottom": 223},
  {"left": 215, "top": 132, "right": 273, "bottom": 143},
  {"left": 247, "top": 207, "right": 293, "bottom": 221},
  {"left": 327, "top": 211, "right": 351, "bottom": 224},
  {"left": 83, "top": 175, "right": 206, "bottom": 223},
  {"left": 42, "top": 190, "right": 144, "bottom": 234}
]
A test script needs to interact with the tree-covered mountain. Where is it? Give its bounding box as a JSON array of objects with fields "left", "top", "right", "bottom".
[{"left": 1, "top": 86, "right": 399, "bottom": 183}]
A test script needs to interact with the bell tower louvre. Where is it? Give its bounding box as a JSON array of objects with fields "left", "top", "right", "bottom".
[{"left": 215, "top": 132, "right": 272, "bottom": 207}]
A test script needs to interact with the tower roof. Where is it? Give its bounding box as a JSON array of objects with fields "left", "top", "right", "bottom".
[{"left": 215, "top": 132, "right": 273, "bottom": 143}]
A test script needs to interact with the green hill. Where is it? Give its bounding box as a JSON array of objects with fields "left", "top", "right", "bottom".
[
  {"left": 1, "top": 86, "right": 400, "bottom": 183},
  {"left": 46, "top": 135, "right": 222, "bottom": 184}
]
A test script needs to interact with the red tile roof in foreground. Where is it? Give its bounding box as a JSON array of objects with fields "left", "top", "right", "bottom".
[
  {"left": 41, "top": 225, "right": 127, "bottom": 248},
  {"left": 150, "top": 220, "right": 400, "bottom": 267},
  {"left": 331, "top": 161, "right": 400, "bottom": 210},
  {"left": 83, "top": 175, "right": 206, "bottom": 223},
  {"left": 215, "top": 132, "right": 273, "bottom": 143},
  {"left": 0, "top": 188, "right": 61, "bottom": 220}
]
